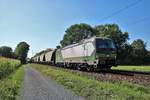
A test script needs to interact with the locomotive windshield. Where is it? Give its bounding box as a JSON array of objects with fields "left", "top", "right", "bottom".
[{"left": 96, "top": 39, "right": 116, "bottom": 50}]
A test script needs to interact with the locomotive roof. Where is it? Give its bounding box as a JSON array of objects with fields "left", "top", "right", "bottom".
[
  {"left": 61, "top": 36, "right": 111, "bottom": 50},
  {"left": 32, "top": 36, "right": 112, "bottom": 58}
]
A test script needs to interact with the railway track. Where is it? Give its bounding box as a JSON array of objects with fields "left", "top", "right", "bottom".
[
  {"left": 32, "top": 62, "right": 150, "bottom": 76},
  {"left": 99, "top": 69, "right": 150, "bottom": 76},
  {"left": 60, "top": 67, "right": 150, "bottom": 86}
]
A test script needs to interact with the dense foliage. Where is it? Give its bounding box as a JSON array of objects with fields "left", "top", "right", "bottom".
[
  {"left": 0, "top": 46, "right": 17, "bottom": 58},
  {"left": 14, "top": 42, "right": 30, "bottom": 64},
  {"left": 60, "top": 23, "right": 149, "bottom": 65}
]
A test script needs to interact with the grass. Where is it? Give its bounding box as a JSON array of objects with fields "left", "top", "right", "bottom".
[
  {"left": 112, "top": 65, "right": 150, "bottom": 72},
  {"left": 0, "top": 66, "right": 24, "bottom": 100},
  {"left": 0, "top": 57, "right": 21, "bottom": 79},
  {"left": 30, "top": 64, "right": 150, "bottom": 100},
  {"left": 0, "top": 57, "right": 24, "bottom": 100}
]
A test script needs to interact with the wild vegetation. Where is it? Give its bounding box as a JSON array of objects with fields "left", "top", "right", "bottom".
[
  {"left": 31, "top": 64, "right": 150, "bottom": 100},
  {"left": 0, "top": 57, "right": 21, "bottom": 79},
  {"left": 14, "top": 42, "right": 30, "bottom": 64},
  {"left": 0, "top": 57, "right": 23, "bottom": 100},
  {"left": 0, "top": 41, "right": 30, "bottom": 64},
  {"left": 0, "top": 46, "right": 17, "bottom": 59},
  {"left": 0, "top": 66, "right": 24, "bottom": 100}
]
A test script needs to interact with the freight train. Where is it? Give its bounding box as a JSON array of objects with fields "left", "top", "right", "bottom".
[{"left": 31, "top": 36, "right": 117, "bottom": 70}]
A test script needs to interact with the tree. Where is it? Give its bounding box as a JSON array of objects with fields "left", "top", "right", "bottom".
[
  {"left": 131, "top": 39, "right": 148, "bottom": 65},
  {"left": 118, "top": 43, "right": 133, "bottom": 64},
  {"left": 11, "top": 52, "right": 18, "bottom": 59},
  {"left": 95, "top": 24, "right": 129, "bottom": 63},
  {"left": 60, "top": 23, "right": 95, "bottom": 47},
  {"left": 146, "top": 50, "right": 150, "bottom": 65},
  {"left": 15, "top": 42, "right": 30, "bottom": 64},
  {"left": 148, "top": 50, "right": 150, "bottom": 58},
  {"left": 0, "top": 46, "right": 13, "bottom": 58},
  {"left": 95, "top": 24, "right": 129, "bottom": 48}
]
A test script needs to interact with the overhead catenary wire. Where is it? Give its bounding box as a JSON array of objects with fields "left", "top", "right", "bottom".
[
  {"left": 126, "top": 16, "right": 150, "bottom": 26},
  {"left": 101, "top": 0, "right": 143, "bottom": 21}
]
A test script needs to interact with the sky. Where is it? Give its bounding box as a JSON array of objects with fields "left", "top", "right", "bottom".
[{"left": 0, "top": 0, "right": 150, "bottom": 58}]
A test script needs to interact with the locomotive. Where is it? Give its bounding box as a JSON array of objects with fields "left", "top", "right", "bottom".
[{"left": 32, "top": 36, "right": 117, "bottom": 70}]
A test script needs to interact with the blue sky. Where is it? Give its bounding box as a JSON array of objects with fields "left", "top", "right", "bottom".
[{"left": 0, "top": 0, "right": 150, "bottom": 57}]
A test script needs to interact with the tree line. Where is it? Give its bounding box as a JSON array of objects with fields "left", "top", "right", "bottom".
[
  {"left": 59, "top": 23, "right": 150, "bottom": 65},
  {"left": 0, "top": 42, "right": 30, "bottom": 64}
]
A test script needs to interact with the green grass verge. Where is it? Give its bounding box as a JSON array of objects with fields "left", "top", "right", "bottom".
[
  {"left": 0, "top": 57, "right": 21, "bottom": 79},
  {"left": 0, "top": 66, "right": 24, "bottom": 100},
  {"left": 30, "top": 64, "right": 150, "bottom": 100},
  {"left": 112, "top": 65, "right": 150, "bottom": 72}
]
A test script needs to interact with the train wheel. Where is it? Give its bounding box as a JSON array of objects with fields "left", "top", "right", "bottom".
[
  {"left": 107, "top": 66, "right": 111, "bottom": 70},
  {"left": 86, "top": 66, "right": 91, "bottom": 72},
  {"left": 64, "top": 63, "right": 67, "bottom": 68},
  {"left": 77, "top": 65, "right": 81, "bottom": 70}
]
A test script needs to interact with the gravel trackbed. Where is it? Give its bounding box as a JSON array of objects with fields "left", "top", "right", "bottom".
[{"left": 21, "top": 66, "right": 84, "bottom": 100}]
